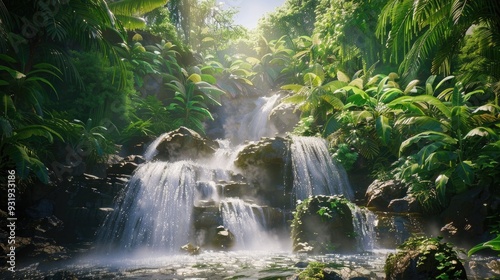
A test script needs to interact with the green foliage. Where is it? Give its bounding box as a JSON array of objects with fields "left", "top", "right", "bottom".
[
  {"left": 61, "top": 51, "right": 135, "bottom": 127},
  {"left": 314, "top": 0, "right": 387, "bottom": 72},
  {"left": 257, "top": 0, "right": 318, "bottom": 41},
  {"left": 298, "top": 262, "right": 326, "bottom": 280},
  {"left": 108, "top": 0, "right": 167, "bottom": 30},
  {"left": 377, "top": 0, "right": 500, "bottom": 81},
  {"left": 331, "top": 143, "right": 358, "bottom": 171},
  {"left": 70, "top": 118, "right": 117, "bottom": 166},
  {"left": 163, "top": 70, "right": 224, "bottom": 135}
]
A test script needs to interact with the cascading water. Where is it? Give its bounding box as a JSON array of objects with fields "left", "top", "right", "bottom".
[
  {"left": 350, "top": 205, "right": 378, "bottom": 252},
  {"left": 290, "top": 135, "right": 354, "bottom": 201},
  {"left": 98, "top": 92, "right": 374, "bottom": 254},
  {"left": 220, "top": 198, "right": 273, "bottom": 250},
  {"left": 97, "top": 160, "right": 230, "bottom": 252},
  {"left": 225, "top": 94, "right": 280, "bottom": 144},
  {"left": 237, "top": 94, "right": 280, "bottom": 142}
]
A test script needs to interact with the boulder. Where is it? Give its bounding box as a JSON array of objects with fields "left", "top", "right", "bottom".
[
  {"left": 365, "top": 180, "right": 406, "bottom": 210},
  {"left": 385, "top": 236, "right": 467, "bottom": 279},
  {"left": 440, "top": 186, "right": 490, "bottom": 247},
  {"left": 235, "top": 136, "right": 289, "bottom": 169},
  {"left": 291, "top": 195, "right": 356, "bottom": 254},
  {"left": 388, "top": 195, "right": 422, "bottom": 213},
  {"left": 107, "top": 155, "right": 145, "bottom": 175},
  {"left": 234, "top": 137, "right": 291, "bottom": 202},
  {"left": 269, "top": 99, "right": 300, "bottom": 135},
  {"left": 154, "top": 126, "right": 218, "bottom": 161},
  {"left": 212, "top": 226, "right": 235, "bottom": 250}
]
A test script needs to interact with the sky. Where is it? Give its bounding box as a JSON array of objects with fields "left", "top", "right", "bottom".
[{"left": 219, "top": 0, "right": 286, "bottom": 29}]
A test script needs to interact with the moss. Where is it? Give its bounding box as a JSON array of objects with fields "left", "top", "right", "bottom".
[{"left": 385, "top": 236, "right": 467, "bottom": 280}]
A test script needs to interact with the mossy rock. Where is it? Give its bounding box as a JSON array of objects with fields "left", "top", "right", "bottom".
[
  {"left": 234, "top": 136, "right": 289, "bottom": 169},
  {"left": 291, "top": 195, "right": 356, "bottom": 254},
  {"left": 385, "top": 236, "right": 467, "bottom": 279}
]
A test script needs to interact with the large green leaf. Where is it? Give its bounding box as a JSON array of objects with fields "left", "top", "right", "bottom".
[
  {"left": 389, "top": 95, "right": 451, "bottom": 118},
  {"left": 425, "top": 151, "right": 457, "bottom": 171},
  {"left": 320, "top": 94, "right": 344, "bottom": 110},
  {"left": 455, "top": 160, "right": 475, "bottom": 185},
  {"left": 376, "top": 115, "right": 392, "bottom": 145},
  {"left": 468, "top": 234, "right": 500, "bottom": 256},
  {"left": 304, "top": 73, "right": 322, "bottom": 87},
  {"left": 281, "top": 84, "right": 304, "bottom": 93},
  {"left": 465, "top": 127, "right": 499, "bottom": 140},
  {"left": 435, "top": 174, "right": 449, "bottom": 201},
  {"left": 323, "top": 115, "right": 341, "bottom": 136},
  {"left": 400, "top": 131, "right": 457, "bottom": 155},
  {"left": 337, "top": 71, "right": 350, "bottom": 83}
]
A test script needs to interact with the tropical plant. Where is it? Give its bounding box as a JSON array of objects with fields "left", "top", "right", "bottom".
[
  {"left": 314, "top": 0, "right": 387, "bottom": 72},
  {"left": 107, "top": 0, "right": 168, "bottom": 30},
  {"left": 468, "top": 234, "right": 500, "bottom": 256},
  {"left": 61, "top": 51, "right": 135, "bottom": 127},
  {"left": 253, "top": 35, "right": 296, "bottom": 90},
  {"left": 201, "top": 54, "right": 255, "bottom": 98},
  {"left": 377, "top": 0, "right": 500, "bottom": 80},
  {"left": 2, "top": 0, "right": 128, "bottom": 89},
  {"left": 0, "top": 120, "right": 62, "bottom": 184},
  {"left": 388, "top": 77, "right": 499, "bottom": 208},
  {"left": 0, "top": 53, "right": 63, "bottom": 183},
  {"left": 71, "top": 118, "right": 117, "bottom": 165},
  {"left": 164, "top": 71, "right": 225, "bottom": 134}
]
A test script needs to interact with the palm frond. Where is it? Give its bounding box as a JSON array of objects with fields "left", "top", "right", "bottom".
[{"left": 108, "top": 0, "right": 167, "bottom": 16}]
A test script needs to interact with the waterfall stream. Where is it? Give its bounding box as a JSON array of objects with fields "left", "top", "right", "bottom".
[
  {"left": 98, "top": 93, "right": 377, "bottom": 254},
  {"left": 290, "top": 135, "right": 354, "bottom": 201}
]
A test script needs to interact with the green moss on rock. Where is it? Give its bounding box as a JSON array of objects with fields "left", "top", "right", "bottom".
[
  {"left": 291, "top": 195, "right": 356, "bottom": 254},
  {"left": 385, "top": 236, "right": 467, "bottom": 279}
]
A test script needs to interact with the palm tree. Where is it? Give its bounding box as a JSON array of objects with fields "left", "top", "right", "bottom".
[
  {"left": 377, "top": 0, "right": 500, "bottom": 80},
  {"left": 107, "top": 0, "right": 168, "bottom": 29},
  {"left": 0, "top": 0, "right": 128, "bottom": 182}
]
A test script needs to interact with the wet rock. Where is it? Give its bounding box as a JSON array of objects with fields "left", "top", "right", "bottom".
[
  {"left": 26, "top": 199, "right": 54, "bottom": 219},
  {"left": 235, "top": 137, "right": 289, "bottom": 169},
  {"left": 387, "top": 195, "right": 422, "bottom": 213},
  {"left": 291, "top": 195, "right": 356, "bottom": 254},
  {"left": 373, "top": 212, "right": 424, "bottom": 249},
  {"left": 269, "top": 99, "right": 300, "bottom": 135},
  {"left": 234, "top": 137, "right": 291, "bottom": 204},
  {"left": 440, "top": 186, "right": 491, "bottom": 246},
  {"left": 385, "top": 236, "right": 467, "bottom": 280},
  {"left": 365, "top": 180, "right": 406, "bottom": 210},
  {"left": 193, "top": 206, "right": 221, "bottom": 229},
  {"left": 154, "top": 126, "right": 218, "bottom": 161},
  {"left": 219, "top": 181, "right": 256, "bottom": 198},
  {"left": 212, "top": 226, "right": 235, "bottom": 250},
  {"left": 181, "top": 243, "right": 201, "bottom": 255},
  {"left": 107, "top": 155, "right": 144, "bottom": 176}
]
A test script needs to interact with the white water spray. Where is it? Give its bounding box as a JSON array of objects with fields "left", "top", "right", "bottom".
[{"left": 290, "top": 136, "right": 354, "bottom": 201}]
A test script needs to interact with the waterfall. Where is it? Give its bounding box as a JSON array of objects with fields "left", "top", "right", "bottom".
[
  {"left": 220, "top": 198, "right": 278, "bottom": 250},
  {"left": 239, "top": 94, "right": 280, "bottom": 141},
  {"left": 290, "top": 136, "right": 354, "bottom": 201},
  {"left": 143, "top": 132, "right": 168, "bottom": 161},
  {"left": 225, "top": 94, "right": 280, "bottom": 143},
  {"left": 97, "top": 160, "right": 230, "bottom": 252},
  {"left": 350, "top": 205, "right": 378, "bottom": 252}
]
